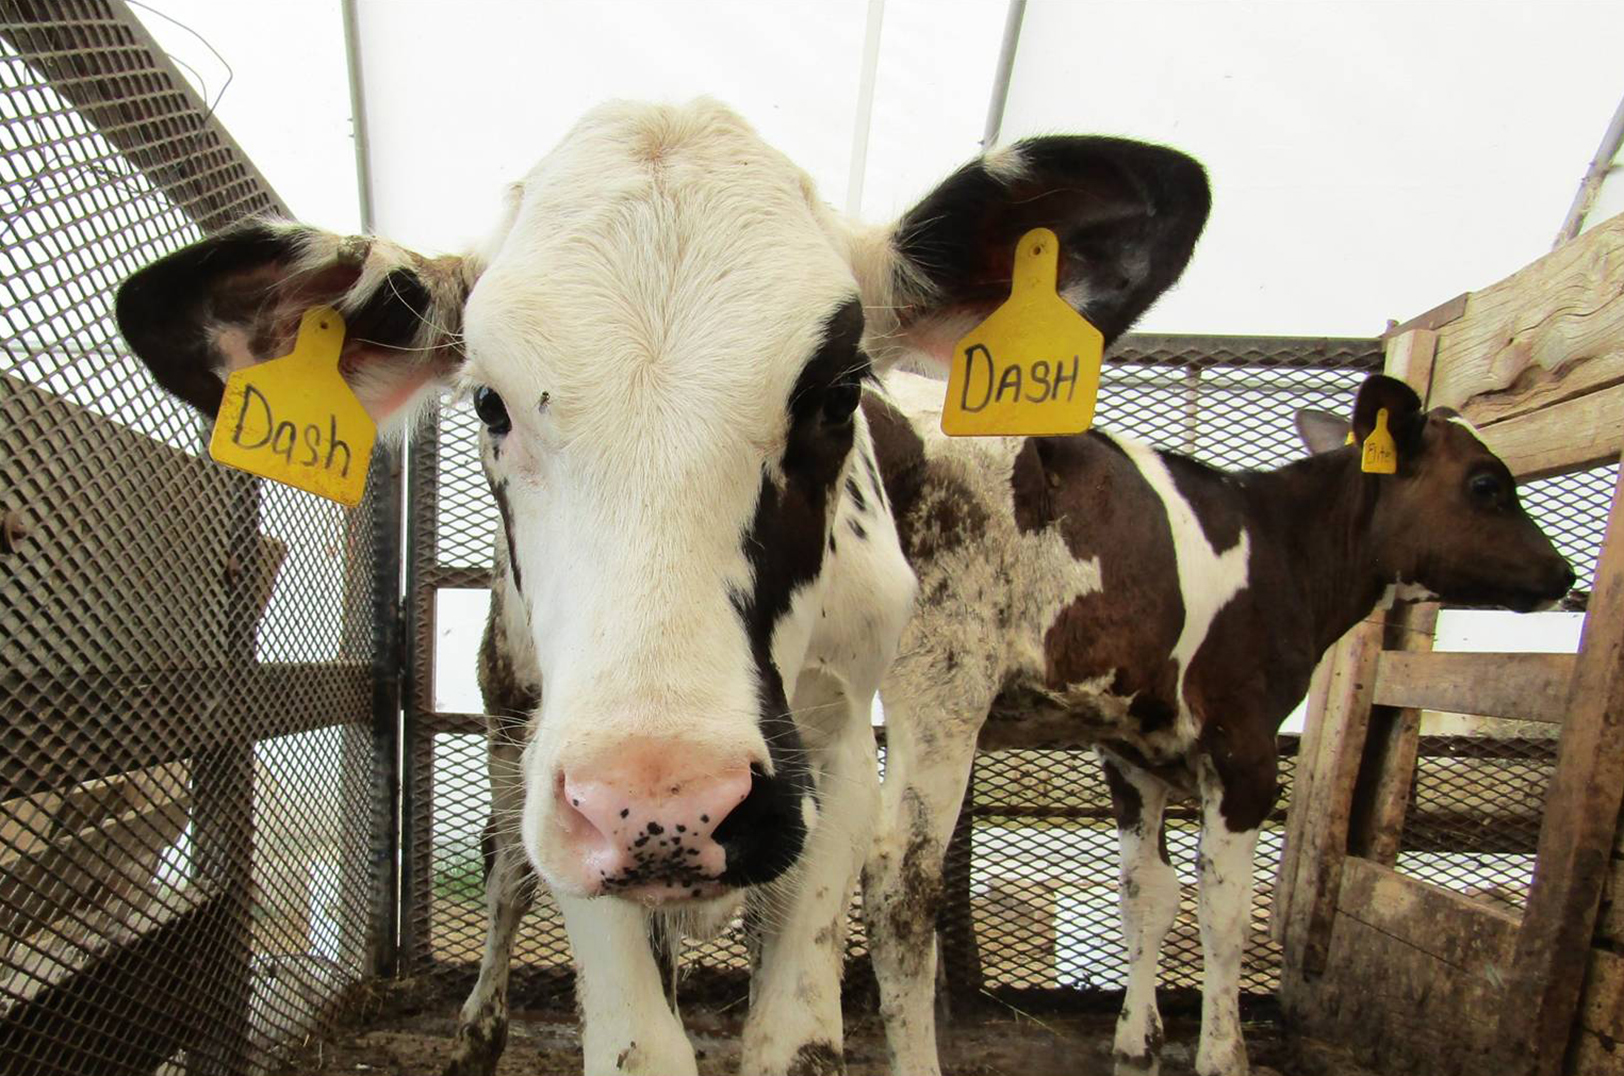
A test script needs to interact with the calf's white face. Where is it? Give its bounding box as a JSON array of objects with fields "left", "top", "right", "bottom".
[
  {"left": 462, "top": 105, "right": 874, "bottom": 899},
  {"left": 114, "top": 98, "right": 1212, "bottom": 908}
]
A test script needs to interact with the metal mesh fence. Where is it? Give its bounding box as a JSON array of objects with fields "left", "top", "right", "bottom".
[
  {"left": 404, "top": 328, "right": 1611, "bottom": 1006},
  {"left": 1, "top": 3, "right": 392, "bottom": 1073},
  {"left": 402, "top": 336, "right": 1387, "bottom": 1003},
  {"left": 1385, "top": 463, "right": 1614, "bottom": 911}
]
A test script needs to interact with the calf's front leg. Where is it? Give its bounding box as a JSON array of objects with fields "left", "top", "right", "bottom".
[
  {"left": 863, "top": 690, "right": 988, "bottom": 1076},
  {"left": 742, "top": 674, "right": 881, "bottom": 1076},
  {"left": 559, "top": 893, "right": 697, "bottom": 1076},
  {"left": 1193, "top": 751, "right": 1273, "bottom": 1076}
]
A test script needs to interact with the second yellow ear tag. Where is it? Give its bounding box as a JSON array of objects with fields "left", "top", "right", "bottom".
[
  {"left": 208, "top": 307, "right": 376, "bottom": 506},
  {"left": 1360, "top": 407, "right": 1398, "bottom": 474},
  {"left": 941, "top": 227, "right": 1104, "bottom": 437}
]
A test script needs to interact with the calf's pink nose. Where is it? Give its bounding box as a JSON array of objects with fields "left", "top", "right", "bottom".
[{"left": 559, "top": 749, "right": 752, "bottom": 899}]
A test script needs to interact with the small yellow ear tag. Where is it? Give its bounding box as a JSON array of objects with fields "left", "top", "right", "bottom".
[
  {"left": 1360, "top": 407, "right": 1398, "bottom": 474},
  {"left": 1344, "top": 430, "right": 1356, "bottom": 446},
  {"left": 209, "top": 307, "right": 376, "bottom": 506},
  {"left": 941, "top": 227, "right": 1104, "bottom": 437}
]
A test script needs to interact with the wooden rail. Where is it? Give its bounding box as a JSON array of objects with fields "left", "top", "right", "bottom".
[{"left": 1372, "top": 651, "right": 1576, "bottom": 724}]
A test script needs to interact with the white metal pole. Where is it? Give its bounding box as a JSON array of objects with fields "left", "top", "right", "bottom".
[
  {"left": 1554, "top": 93, "right": 1624, "bottom": 248},
  {"left": 982, "top": 0, "right": 1027, "bottom": 149},
  {"left": 845, "top": 0, "right": 886, "bottom": 218},
  {"left": 341, "top": 0, "right": 376, "bottom": 234}
]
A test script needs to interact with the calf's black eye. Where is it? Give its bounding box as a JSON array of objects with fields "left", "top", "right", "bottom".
[
  {"left": 822, "top": 380, "right": 861, "bottom": 425},
  {"left": 1469, "top": 472, "right": 1502, "bottom": 502},
  {"left": 474, "top": 386, "right": 510, "bottom": 434}
]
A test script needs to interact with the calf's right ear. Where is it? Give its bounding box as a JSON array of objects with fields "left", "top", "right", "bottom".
[{"left": 116, "top": 219, "right": 471, "bottom": 428}]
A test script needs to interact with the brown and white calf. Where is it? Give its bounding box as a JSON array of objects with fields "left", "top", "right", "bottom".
[
  {"left": 112, "top": 101, "right": 1211, "bottom": 1076},
  {"left": 861, "top": 370, "right": 1575, "bottom": 1076}
]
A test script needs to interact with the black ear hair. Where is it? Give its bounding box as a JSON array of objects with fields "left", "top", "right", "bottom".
[
  {"left": 116, "top": 219, "right": 465, "bottom": 421},
  {"left": 892, "top": 136, "right": 1210, "bottom": 347},
  {"left": 1295, "top": 408, "right": 1352, "bottom": 455},
  {"left": 1350, "top": 374, "right": 1425, "bottom": 456}
]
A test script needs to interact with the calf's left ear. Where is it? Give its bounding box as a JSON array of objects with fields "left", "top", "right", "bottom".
[
  {"left": 860, "top": 136, "right": 1210, "bottom": 369},
  {"left": 1295, "top": 408, "right": 1351, "bottom": 455},
  {"left": 1350, "top": 374, "right": 1425, "bottom": 457}
]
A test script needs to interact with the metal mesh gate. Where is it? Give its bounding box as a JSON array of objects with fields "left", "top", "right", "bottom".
[{"left": 1, "top": 3, "right": 396, "bottom": 1074}]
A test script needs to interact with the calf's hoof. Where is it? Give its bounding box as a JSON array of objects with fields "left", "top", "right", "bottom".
[
  {"left": 441, "top": 1017, "right": 507, "bottom": 1076},
  {"left": 1113, "top": 1050, "right": 1160, "bottom": 1076},
  {"left": 1195, "top": 1042, "right": 1249, "bottom": 1076}
]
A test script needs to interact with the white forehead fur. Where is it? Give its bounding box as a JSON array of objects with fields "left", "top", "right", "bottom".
[
  {"left": 458, "top": 100, "right": 881, "bottom": 769},
  {"left": 461, "top": 98, "right": 861, "bottom": 456}
]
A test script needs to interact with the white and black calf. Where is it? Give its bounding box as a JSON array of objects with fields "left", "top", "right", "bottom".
[
  {"left": 112, "top": 100, "right": 1211, "bottom": 1076},
  {"left": 862, "top": 371, "right": 1575, "bottom": 1076}
]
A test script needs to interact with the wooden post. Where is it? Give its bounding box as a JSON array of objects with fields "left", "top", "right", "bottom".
[
  {"left": 1347, "top": 601, "right": 1438, "bottom": 864},
  {"left": 1496, "top": 461, "right": 1624, "bottom": 1076},
  {"left": 1272, "top": 654, "right": 1335, "bottom": 943},
  {"left": 399, "top": 412, "right": 441, "bottom": 972},
  {"left": 1277, "top": 328, "right": 1437, "bottom": 966},
  {"left": 1280, "top": 619, "right": 1384, "bottom": 982}
]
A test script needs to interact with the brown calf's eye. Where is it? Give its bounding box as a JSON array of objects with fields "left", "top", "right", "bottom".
[{"left": 1469, "top": 472, "right": 1502, "bottom": 502}]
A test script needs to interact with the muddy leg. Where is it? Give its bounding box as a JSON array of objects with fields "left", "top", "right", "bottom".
[
  {"left": 863, "top": 695, "right": 986, "bottom": 1076},
  {"left": 1193, "top": 756, "right": 1270, "bottom": 1076},
  {"left": 742, "top": 673, "right": 880, "bottom": 1076},
  {"left": 444, "top": 734, "right": 534, "bottom": 1076},
  {"left": 1103, "top": 756, "right": 1178, "bottom": 1076}
]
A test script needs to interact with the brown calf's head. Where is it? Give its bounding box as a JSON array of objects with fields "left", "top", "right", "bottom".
[{"left": 1297, "top": 374, "right": 1576, "bottom": 612}]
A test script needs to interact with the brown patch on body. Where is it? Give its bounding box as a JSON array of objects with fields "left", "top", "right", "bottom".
[
  {"left": 1099, "top": 756, "right": 1143, "bottom": 831},
  {"left": 862, "top": 392, "right": 988, "bottom": 561},
  {"left": 1030, "top": 433, "right": 1185, "bottom": 735}
]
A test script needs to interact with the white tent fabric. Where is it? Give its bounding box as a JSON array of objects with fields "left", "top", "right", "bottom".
[{"left": 139, "top": 0, "right": 1623, "bottom": 337}]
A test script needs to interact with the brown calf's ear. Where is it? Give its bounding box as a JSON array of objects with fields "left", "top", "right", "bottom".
[
  {"left": 1295, "top": 408, "right": 1352, "bottom": 455},
  {"left": 864, "top": 135, "right": 1210, "bottom": 371},
  {"left": 116, "top": 219, "right": 470, "bottom": 428},
  {"left": 1350, "top": 374, "right": 1425, "bottom": 458}
]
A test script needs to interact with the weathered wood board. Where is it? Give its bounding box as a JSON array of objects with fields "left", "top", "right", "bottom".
[
  {"left": 1373, "top": 651, "right": 1576, "bottom": 723},
  {"left": 1295, "top": 858, "right": 1518, "bottom": 1076},
  {"left": 1498, "top": 463, "right": 1624, "bottom": 1075},
  {"left": 1428, "top": 212, "right": 1624, "bottom": 424},
  {"left": 1573, "top": 949, "right": 1624, "bottom": 1075},
  {"left": 1477, "top": 381, "right": 1624, "bottom": 482}
]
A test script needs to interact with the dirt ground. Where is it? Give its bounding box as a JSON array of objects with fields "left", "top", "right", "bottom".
[{"left": 273, "top": 979, "right": 1381, "bottom": 1076}]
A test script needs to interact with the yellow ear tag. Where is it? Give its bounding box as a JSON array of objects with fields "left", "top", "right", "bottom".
[
  {"left": 941, "top": 227, "right": 1104, "bottom": 437},
  {"left": 1344, "top": 430, "right": 1356, "bottom": 446},
  {"left": 208, "top": 306, "right": 376, "bottom": 506},
  {"left": 1360, "top": 407, "right": 1398, "bottom": 474}
]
